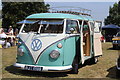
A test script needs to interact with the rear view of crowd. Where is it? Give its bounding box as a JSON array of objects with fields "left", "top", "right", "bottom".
[{"left": 0, "top": 26, "right": 18, "bottom": 48}]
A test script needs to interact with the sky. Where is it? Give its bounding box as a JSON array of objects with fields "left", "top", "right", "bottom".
[
  {"left": 0, "top": 0, "right": 118, "bottom": 25},
  {"left": 45, "top": 1, "right": 118, "bottom": 25},
  {"left": 45, "top": 0, "right": 118, "bottom": 2}
]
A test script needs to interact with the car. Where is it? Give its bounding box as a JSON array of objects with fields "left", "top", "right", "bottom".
[{"left": 112, "top": 31, "right": 120, "bottom": 49}]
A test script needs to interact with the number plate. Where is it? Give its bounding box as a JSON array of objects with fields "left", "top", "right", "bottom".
[{"left": 24, "top": 66, "right": 43, "bottom": 71}]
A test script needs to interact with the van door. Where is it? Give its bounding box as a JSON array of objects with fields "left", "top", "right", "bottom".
[
  {"left": 65, "top": 19, "right": 81, "bottom": 65},
  {"left": 82, "top": 21, "right": 91, "bottom": 56},
  {"left": 91, "top": 21, "right": 102, "bottom": 56},
  {"left": 80, "top": 21, "right": 91, "bottom": 64}
]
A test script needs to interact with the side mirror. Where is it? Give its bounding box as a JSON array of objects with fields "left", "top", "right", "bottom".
[
  {"left": 70, "top": 27, "right": 75, "bottom": 33},
  {"left": 66, "top": 27, "right": 75, "bottom": 34}
]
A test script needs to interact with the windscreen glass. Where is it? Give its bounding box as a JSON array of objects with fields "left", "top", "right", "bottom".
[{"left": 22, "top": 19, "right": 64, "bottom": 34}]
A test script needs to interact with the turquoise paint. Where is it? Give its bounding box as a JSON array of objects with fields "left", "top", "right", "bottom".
[
  {"left": 16, "top": 40, "right": 34, "bottom": 64},
  {"left": 37, "top": 40, "right": 64, "bottom": 66},
  {"left": 26, "top": 13, "right": 94, "bottom": 21},
  {"left": 63, "top": 36, "right": 80, "bottom": 66},
  {"left": 27, "top": 13, "right": 86, "bottom": 20},
  {"left": 37, "top": 36, "right": 81, "bottom": 66}
]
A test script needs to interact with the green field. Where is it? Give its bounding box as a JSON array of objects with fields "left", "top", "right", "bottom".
[{"left": 2, "top": 42, "right": 120, "bottom": 78}]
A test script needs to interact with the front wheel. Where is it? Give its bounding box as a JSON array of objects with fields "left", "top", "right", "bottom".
[
  {"left": 71, "top": 58, "right": 78, "bottom": 74},
  {"left": 116, "top": 67, "right": 120, "bottom": 78}
]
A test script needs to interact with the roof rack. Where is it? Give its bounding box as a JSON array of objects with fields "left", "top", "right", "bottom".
[{"left": 49, "top": 6, "right": 92, "bottom": 16}]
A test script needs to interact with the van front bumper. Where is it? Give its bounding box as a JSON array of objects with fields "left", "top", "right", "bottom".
[{"left": 14, "top": 63, "right": 72, "bottom": 72}]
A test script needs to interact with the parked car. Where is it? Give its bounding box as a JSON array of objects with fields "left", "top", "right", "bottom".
[{"left": 112, "top": 32, "right": 120, "bottom": 49}]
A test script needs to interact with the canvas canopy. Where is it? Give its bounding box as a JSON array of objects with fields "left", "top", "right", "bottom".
[
  {"left": 17, "top": 20, "right": 63, "bottom": 25},
  {"left": 102, "top": 24, "right": 120, "bottom": 42},
  {"left": 17, "top": 20, "right": 38, "bottom": 24},
  {"left": 102, "top": 24, "right": 120, "bottom": 29}
]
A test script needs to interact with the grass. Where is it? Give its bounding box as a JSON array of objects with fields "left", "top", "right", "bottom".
[{"left": 2, "top": 42, "right": 120, "bottom": 78}]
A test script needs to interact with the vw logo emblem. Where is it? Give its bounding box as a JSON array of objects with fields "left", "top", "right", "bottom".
[{"left": 31, "top": 39, "right": 42, "bottom": 51}]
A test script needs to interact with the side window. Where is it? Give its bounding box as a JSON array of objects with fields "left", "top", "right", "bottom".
[
  {"left": 82, "top": 21, "right": 91, "bottom": 56},
  {"left": 94, "top": 21, "right": 102, "bottom": 33},
  {"left": 66, "top": 20, "right": 80, "bottom": 34},
  {"left": 90, "top": 22, "right": 94, "bottom": 32},
  {"left": 83, "top": 21, "right": 90, "bottom": 37}
]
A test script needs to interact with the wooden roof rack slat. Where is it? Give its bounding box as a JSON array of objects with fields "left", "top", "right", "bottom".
[{"left": 49, "top": 6, "right": 92, "bottom": 16}]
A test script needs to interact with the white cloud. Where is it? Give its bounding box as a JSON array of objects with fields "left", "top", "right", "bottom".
[{"left": 45, "top": 0, "right": 118, "bottom": 2}]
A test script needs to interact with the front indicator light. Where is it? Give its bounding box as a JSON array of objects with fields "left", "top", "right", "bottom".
[
  {"left": 57, "top": 43, "right": 62, "bottom": 48},
  {"left": 50, "top": 50, "right": 60, "bottom": 59}
]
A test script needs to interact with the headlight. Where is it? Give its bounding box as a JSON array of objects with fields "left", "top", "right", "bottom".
[
  {"left": 113, "top": 40, "right": 118, "bottom": 43},
  {"left": 17, "top": 48, "right": 24, "bottom": 56},
  {"left": 50, "top": 50, "right": 60, "bottom": 59}
]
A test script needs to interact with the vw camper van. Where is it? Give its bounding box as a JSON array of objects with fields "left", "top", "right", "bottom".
[{"left": 14, "top": 9, "right": 102, "bottom": 74}]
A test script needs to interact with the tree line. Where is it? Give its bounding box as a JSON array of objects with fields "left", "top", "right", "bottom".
[
  {"left": 2, "top": 2, "right": 50, "bottom": 29},
  {"left": 104, "top": 1, "right": 120, "bottom": 27}
]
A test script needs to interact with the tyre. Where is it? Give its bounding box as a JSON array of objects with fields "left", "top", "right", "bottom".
[
  {"left": 71, "top": 58, "right": 78, "bottom": 74},
  {"left": 116, "top": 67, "right": 120, "bottom": 78},
  {"left": 91, "top": 57, "right": 98, "bottom": 64},
  {"left": 113, "top": 45, "right": 118, "bottom": 49}
]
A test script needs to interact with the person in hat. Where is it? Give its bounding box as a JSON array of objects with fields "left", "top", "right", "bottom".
[{"left": 8, "top": 26, "right": 14, "bottom": 35}]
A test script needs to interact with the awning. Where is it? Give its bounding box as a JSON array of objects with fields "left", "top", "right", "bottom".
[
  {"left": 102, "top": 24, "right": 120, "bottom": 29},
  {"left": 17, "top": 20, "right": 63, "bottom": 25},
  {"left": 17, "top": 20, "right": 38, "bottom": 24}
]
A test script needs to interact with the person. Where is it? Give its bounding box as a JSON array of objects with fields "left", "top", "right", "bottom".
[
  {"left": 0, "top": 28, "right": 6, "bottom": 48},
  {"left": 7, "top": 26, "right": 15, "bottom": 46},
  {"left": 0, "top": 28, "right": 11, "bottom": 48},
  {"left": 0, "top": 28, "right": 7, "bottom": 39},
  {"left": 100, "top": 35, "right": 105, "bottom": 43},
  {"left": 7, "top": 26, "right": 14, "bottom": 35}
]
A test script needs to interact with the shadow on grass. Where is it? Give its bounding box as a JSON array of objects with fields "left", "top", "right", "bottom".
[
  {"left": 106, "top": 66, "right": 120, "bottom": 79},
  {"left": 107, "top": 47, "right": 120, "bottom": 50},
  {"left": 5, "top": 65, "right": 68, "bottom": 78}
]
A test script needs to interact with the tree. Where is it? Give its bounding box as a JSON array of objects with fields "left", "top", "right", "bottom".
[
  {"left": 104, "top": 2, "right": 120, "bottom": 26},
  {"left": 2, "top": 2, "right": 50, "bottom": 28}
]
